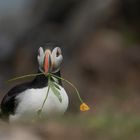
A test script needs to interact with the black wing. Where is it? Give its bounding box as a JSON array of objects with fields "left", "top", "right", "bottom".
[{"left": 1, "top": 82, "right": 30, "bottom": 119}]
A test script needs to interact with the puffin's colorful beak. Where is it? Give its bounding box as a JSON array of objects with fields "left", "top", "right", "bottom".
[{"left": 44, "top": 49, "right": 51, "bottom": 74}]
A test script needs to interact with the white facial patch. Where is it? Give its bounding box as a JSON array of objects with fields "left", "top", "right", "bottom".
[
  {"left": 37, "top": 47, "right": 45, "bottom": 70},
  {"left": 51, "top": 47, "right": 63, "bottom": 73}
]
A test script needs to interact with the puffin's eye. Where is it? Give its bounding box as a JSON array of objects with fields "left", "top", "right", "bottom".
[{"left": 56, "top": 48, "right": 61, "bottom": 57}]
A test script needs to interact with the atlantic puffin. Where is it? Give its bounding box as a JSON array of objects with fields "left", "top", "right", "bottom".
[{"left": 1, "top": 47, "right": 69, "bottom": 122}]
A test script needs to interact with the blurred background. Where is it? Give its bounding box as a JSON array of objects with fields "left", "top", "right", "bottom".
[{"left": 0, "top": 0, "right": 140, "bottom": 139}]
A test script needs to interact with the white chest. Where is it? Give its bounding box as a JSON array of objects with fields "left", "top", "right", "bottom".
[{"left": 10, "top": 86, "right": 69, "bottom": 122}]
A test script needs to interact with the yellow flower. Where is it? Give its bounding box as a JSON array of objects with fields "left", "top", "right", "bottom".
[{"left": 80, "top": 103, "right": 90, "bottom": 111}]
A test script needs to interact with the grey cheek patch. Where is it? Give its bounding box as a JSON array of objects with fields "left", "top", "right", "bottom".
[{"left": 37, "top": 47, "right": 45, "bottom": 70}]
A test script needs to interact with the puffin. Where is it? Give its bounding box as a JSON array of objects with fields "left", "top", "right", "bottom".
[{"left": 0, "top": 47, "right": 69, "bottom": 122}]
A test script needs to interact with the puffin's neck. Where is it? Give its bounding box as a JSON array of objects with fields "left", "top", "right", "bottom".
[{"left": 31, "top": 70, "right": 62, "bottom": 88}]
